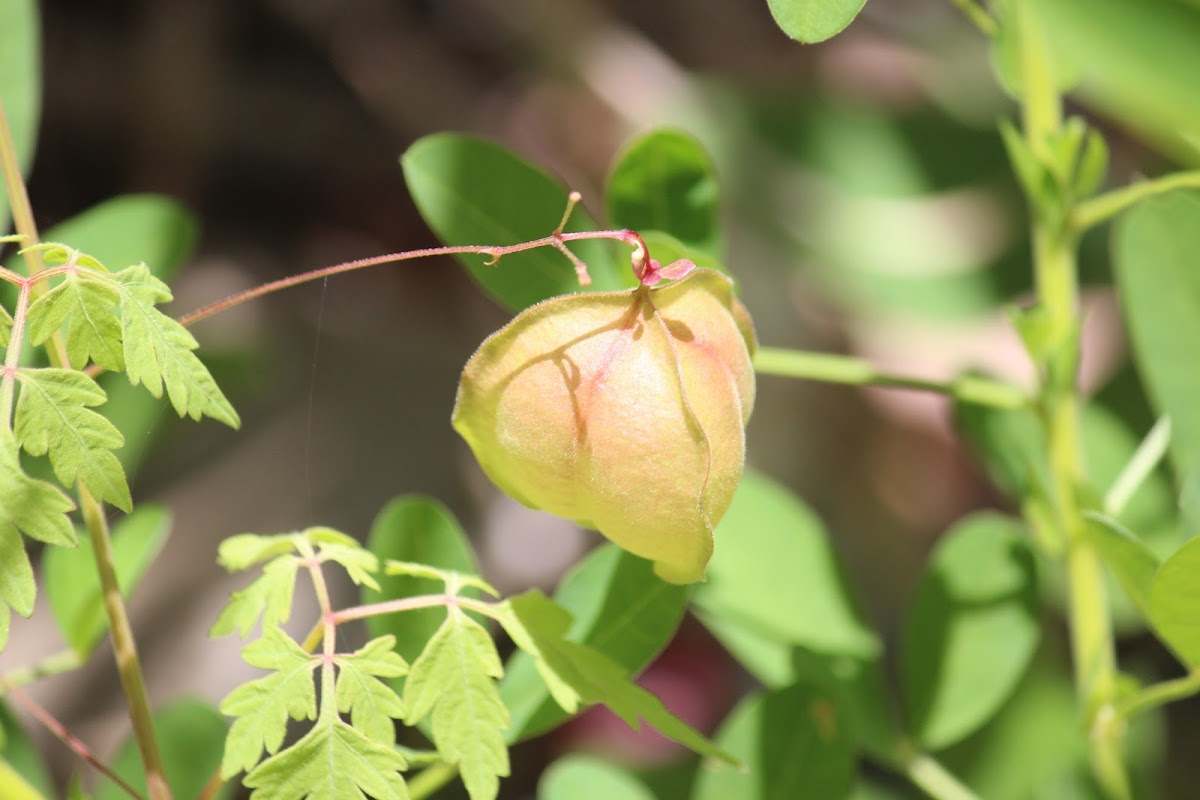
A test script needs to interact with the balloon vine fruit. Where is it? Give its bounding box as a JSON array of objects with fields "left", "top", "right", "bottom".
[{"left": 453, "top": 255, "right": 756, "bottom": 584}]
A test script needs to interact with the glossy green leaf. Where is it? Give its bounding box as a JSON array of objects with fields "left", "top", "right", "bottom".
[
  {"left": 606, "top": 129, "right": 721, "bottom": 257},
  {"left": 765, "top": 0, "right": 868, "bottom": 43},
  {"left": 499, "top": 544, "right": 688, "bottom": 742},
  {"left": 0, "top": 0, "right": 40, "bottom": 235},
  {"left": 402, "top": 134, "right": 628, "bottom": 311},
  {"left": 1084, "top": 513, "right": 1160, "bottom": 620},
  {"left": 363, "top": 496, "right": 480, "bottom": 670},
  {"left": 1148, "top": 536, "right": 1200, "bottom": 667},
  {"left": 538, "top": 755, "right": 655, "bottom": 800},
  {"left": 902, "top": 513, "right": 1040, "bottom": 750},
  {"left": 692, "top": 683, "right": 855, "bottom": 800},
  {"left": 0, "top": 703, "right": 53, "bottom": 799},
  {"left": 96, "top": 700, "right": 231, "bottom": 800},
  {"left": 43, "top": 504, "right": 170, "bottom": 656},
  {"left": 693, "top": 470, "right": 878, "bottom": 660},
  {"left": 1114, "top": 191, "right": 1200, "bottom": 488}
]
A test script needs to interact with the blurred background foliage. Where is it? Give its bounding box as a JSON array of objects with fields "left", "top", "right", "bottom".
[{"left": 2, "top": 0, "right": 1200, "bottom": 797}]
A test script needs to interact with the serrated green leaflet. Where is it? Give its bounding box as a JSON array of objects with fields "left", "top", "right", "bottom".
[
  {"left": 211, "top": 555, "right": 300, "bottom": 638},
  {"left": 0, "top": 431, "right": 75, "bottom": 547},
  {"left": 13, "top": 368, "right": 130, "bottom": 510},
  {"left": 319, "top": 543, "right": 379, "bottom": 591},
  {"left": 44, "top": 505, "right": 171, "bottom": 656},
  {"left": 0, "top": 524, "right": 34, "bottom": 619},
  {"left": 404, "top": 608, "right": 508, "bottom": 800},
  {"left": 499, "top": 545, "right": 688, "bottom": 742},
  {"left": 243, "top": 707, "right": 409, "bottom": 800},
  {"left": 219, "top": 626, "right": 319, "bottom": 777},
  {"left": 498, "top": 590, "right": 736, "bottom": 765},
  {"left": 0, "top": 305, "right": 12, "bottom": 348},
  {"left": 217, "top": 533, "right": 299, "bottom": 571},
  {"left": 25, "top": 254, "right": 124, "bottom": 371},
  {"left": 111, "top": 264, "right": 239, "bottom": 428},
  {"left": 333, "top": 635, "right": 408, "bottom": 745}
]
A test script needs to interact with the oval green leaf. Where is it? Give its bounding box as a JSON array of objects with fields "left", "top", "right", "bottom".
[
  {"left": 95, "top": 700, "right": 230, "bottom": 800},
  {"left": 1114, "top": 191, "right": 1200, "bottom": 495},
  {"left": 500, "top": 544, "right": 689, "bottom": 742},
  {"left": 902, "top": 512, "right": 1040, "bottom": 750},
  {"left": 1084, "top": 512, "right": 1160, "bottom": 620},
  {"left": 692, "top": 682, "right": 856, "bottom": 800},
  {"left": 693, "top": 470, "right": 878, "bottom": 659},
  {"left": 538, "top": 755, "right": 655, "bottom": 800},
  {"left": 766, "top": 0, "right": 868, "bottom": 44},
  {"left": 363, "top": 495, "right": 480, "bottom": 667},
  {"left": 402, "top": 133, "right": 629, "bottom": 311},
  {"left": 606, "top": 129, "right": 722, "bottom": 258},
  {"left": 43, "top": 505, "right": 171, "bottom": 657},
  {"left": 1148, "top": 536, "right": 1200, "bottom": 667}
]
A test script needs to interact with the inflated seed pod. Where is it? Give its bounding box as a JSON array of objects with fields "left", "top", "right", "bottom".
[{"left": 452, "top": 268, "right": 756, "bottom": 584}]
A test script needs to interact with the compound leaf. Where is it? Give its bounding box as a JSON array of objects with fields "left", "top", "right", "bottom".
[
  {"left": 13, "top": 368, "right": 130, "bottom": 510},
  {"left": 403, "top": 608, "right": 508, "bottom": 800},
  {"left": 25, "top": 256, "right": 123, "bottom": 371},
  {"left": 219, "top": 626, "right": 319, "bottom": 778},
  {"left": 334, "top": 636, "right": 408, "bottom": 746},
  {"left": 112, "top": 263, "right": 239, "bottom": 428}
]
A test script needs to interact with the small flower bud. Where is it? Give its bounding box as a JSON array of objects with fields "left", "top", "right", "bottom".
[{"left": 453, "top": 269, "right": 756, "bottom": 583}]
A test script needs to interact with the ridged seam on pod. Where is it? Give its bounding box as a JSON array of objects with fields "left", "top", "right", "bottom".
[{"left": 452, "top": 268, "right": 756, "bottom": 584}]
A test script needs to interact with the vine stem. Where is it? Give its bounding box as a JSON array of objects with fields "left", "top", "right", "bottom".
[
  {"left": 753, "top": 347, "right": 1028, "bottom": 409},
  {"left": 0, "top": 102, "right": 173, "bottom": 800},
  {"left": 1014, "top": 2, "right": 1126, "bottom": 796},
  {"left": 0, "top": 678, "right": 146, "bottom": 800},
  {"left": 902, "top": 751, "right": 982, "bottom": 800}
]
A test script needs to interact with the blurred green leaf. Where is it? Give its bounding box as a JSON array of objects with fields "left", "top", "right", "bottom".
[
  {"left": 1148, "top": 536, "right": 1200, "bottom": 667},
  {"left": 538, "top": 755, "right": 655, "bottom": 800},
  {"left": 364, "top": 496, "right": 480, "bottom": 679},
  {"left": 692, "top": 682, "right": 855, "bottom": 800},
  {"left": 0, "top": 703, "right": 53, "bottom": 798},
  {"left": 1084, "top": 512, "right": 1159, "bottom": 619},
  {"left": 765, "top": 0, "right": 867, "bottom": 43},
  {"left": 402, "top": 134, "right": 629, "bottom": 311},
  {"left": 902, "top": 513, "right": 1040, "bottom": 750},
  {"left": 639, "top": 231, "right": 728, "bottom": 279},
  {"left": 606, "top": 129, "right": 722, "bottom": 258},
  {"left": 693, "top": 470, "right": 878, "bottom": 660},
  {"left": 43, "top": 504, "right": 170, "bottom": 656},
  {"left": 1114, "top": 191, "right": 1200, "bottom": 495},
  {"left": 96, "top": 699, "right": 231, "bottom": 800},
  {"left": 0, "top": 0, "right": 40, "bottom": 236},
  {"left": 501, "top": 544, "right": 688, "bottom": 742},
  {"left": 1039, "top": 0, "right": 1200, "bottom": 159}
]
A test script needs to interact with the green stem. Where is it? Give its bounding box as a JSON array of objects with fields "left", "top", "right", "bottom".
[
  {"left": 1114, "top": 670, "right": 1200, "bottom": 722},
  {"left": 753, "top": 347, "right": 1028, "bottom": 409},
  {"left": 407, "top": 761, "right": 460, "bottom": 800},
  {"left": 1072, "top": 171, "right": 1200, "bottom": 233},
  {"left": 1104, "top": 417, "right": 1172, "bottom": 516},
  {"left": 949, "top": 0, "right": 999, "bottom": 37},
  {"left": 1014, "top": 2, "right": 1126, "bottom": 795},
  {"left": 0, "top": 649, "right": 83, "bottom": 691},
  {"left": 902, "top": 752, "right": 982, "bottom": 800},
  {"left": 0, "top": 101, "right": 172, "bottom": 800}
]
